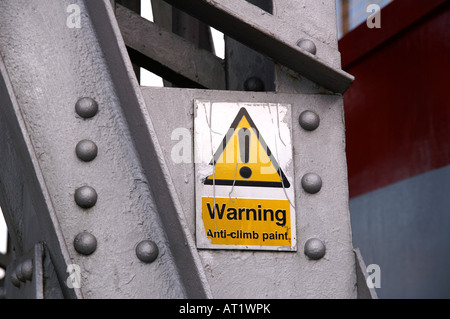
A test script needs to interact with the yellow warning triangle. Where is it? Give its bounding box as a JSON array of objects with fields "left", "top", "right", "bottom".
[{"left": 204, "top": 108, "right": 290, "bottom": 188}]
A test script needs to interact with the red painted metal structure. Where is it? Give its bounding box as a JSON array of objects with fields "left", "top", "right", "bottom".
[{"left": 340, "top": 0, "right": 450, "bottom": 198}]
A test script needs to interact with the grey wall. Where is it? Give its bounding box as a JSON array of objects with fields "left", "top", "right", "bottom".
[{"left": 350, "top": 165, "right": 450, "bottom": 298}]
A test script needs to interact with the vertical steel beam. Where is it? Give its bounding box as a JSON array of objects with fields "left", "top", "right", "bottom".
[
  {"left": 225, "top": 0, "right": 275, "bottom": 91},
  {"left": 150, "top": 0, "right": 217, "bottom": 88},
  {"left": 172, "top": 8, "right": 215, "bottom": 53},
  {"left": 116, "top": 0, "right": 141, "bottom": 81}
]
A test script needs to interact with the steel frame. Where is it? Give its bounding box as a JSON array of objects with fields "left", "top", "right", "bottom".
[{"left": 0, "top": 0, "right": 364, "bottom": 299}]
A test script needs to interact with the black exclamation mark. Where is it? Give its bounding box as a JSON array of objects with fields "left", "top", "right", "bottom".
[{"left": 238, "top": 128, "right": 252, "bottom": 179}]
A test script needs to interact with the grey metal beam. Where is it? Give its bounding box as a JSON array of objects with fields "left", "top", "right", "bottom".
[
  {"left": 225, "top": 0, "right": 275, "bottom": 92},
  {"left": 85, "top": 0, "right": 213, "bottom": 298},
  {"left": 116, "top": 0, "right": 141, "bottom": 81},
  {"left": 0, "top": 0, "right": 211, "bottom": 298},
  {"left": 163, "top": 0, "right": 354, "bottom": 93},
  {"left": 116, "top": 4, "right": 226, "bottom": 89},
  {"left": 172, "top": 7, "right": 215, "bottom": 53},
  {"left": 272, "top": 0, "right": 342, "bottom": 94},
  {"left": 151, "top": 0, "right": 173, "bottom": 31},
  {"left": 150, "top": 0, "right": 174, "bottom": 87},
  {"left": 273, "top": 0, "right": 340, "bottom": 49},
  {"left": 0, "top": 55, "right": 80, "bottom": 299}
]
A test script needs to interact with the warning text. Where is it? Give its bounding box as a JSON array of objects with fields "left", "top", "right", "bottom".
[{"left": 202, "top": 197, "right": 292, "bottom": 247}]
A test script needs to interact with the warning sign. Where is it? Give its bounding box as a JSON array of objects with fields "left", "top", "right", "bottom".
[
  {"left": 204, "top": 108, "right": 290, "bottom": 188},
  {"left": 194, "top": 101, "right": 296, "bottom": 251}
]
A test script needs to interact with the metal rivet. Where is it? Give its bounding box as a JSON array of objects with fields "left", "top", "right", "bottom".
[
  {"left": 244, "top": 77, "right": 265, "bottom": 92},
  {"left": 301, "top": 173, "right": 322, "bottom": 194},
  {"left": 15, "top": 263, "right": 25, "bottom": 282},
  {"left": 297, "top": 39, "right": 317, "bottom": 55},
  {"left": 74, "top": 232, "right": 97, "bottom": 255},
  {"left": 135, "top": 240, "right": 159, "bottom": 263},
  {"left": 74, "top": 186, "right": 98, "bottom": 208},
  {"left": 304, "top": 238, "right": 326, "bottom": 260},
  {"left": 75, "top": 97, "right": 98, "bottom": 118},
  {"left": 10, "top": 270, "right": 21, "bottom": 287},
  {"left": 19, "top": 259, "right": 33, "bottom": 282},
  {"left": 299, "top": 110, "right": 320, "bottom": 131},
  {"left": 76, "top": 139, "right": 98, "bottom": 162}
]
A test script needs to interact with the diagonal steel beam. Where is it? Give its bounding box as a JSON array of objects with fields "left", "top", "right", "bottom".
[
  {"left": 0, "top": 0, "right": 212, "bottom": 298},
  {"left": 116, "top": 4, "right": 226, "bottom": 89},
  {"left": 0, "top": 56, "right": 81, "bottom": 299},
  {"left": 163, "top": 0, "right": 354, "bottom": 93}
]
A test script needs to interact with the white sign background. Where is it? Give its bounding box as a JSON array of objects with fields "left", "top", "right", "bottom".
[{"left": 194, "top": 101, "right": 296, "bottom": 251}]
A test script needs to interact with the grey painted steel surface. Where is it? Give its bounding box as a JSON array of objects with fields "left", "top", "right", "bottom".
[
  {"left": 272, "top": 0, "right": 342, "bottom": 94},
  {"left": 149, "top": 0, "right": 217, "bottom": 88},
  {"left": 351, "top": 165, "right": 450, "bottom": 298},
  {"left": 116, "top": 4, "right": 226, "bottom": 89},
  {"left": 142, "top": 87, "right": 356, "bottom": 298},
  {"left": 273, "top": 0, "right": 340, "bottom": 50},
  {"left": 171, "top": 6, "right": 215, "bottom": 52},
  {"left": 225, "top": 0, "right": 275, "bottom": 92},
  {"left": 0, "top": 54, "right": 80, "bottom": 299},
  {"left": 4, "top": 243, "right": 44, "bottom": 299},
  {"left": 0, "top": 0, "right": 210, "bottom": 298},
  {"left": 163, "top": 0, "right": 354, "bottom": 93},
  {"left": 0, "top": 0, "right": 360, "bottom": 298},
  {"left": 354, "top": 248, "right": 378, "bottom": 299}
]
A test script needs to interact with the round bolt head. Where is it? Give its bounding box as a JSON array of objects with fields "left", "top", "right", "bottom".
[
  {"left": 244, "top": 77, "right": 265, "bottom": 92},
  {"left": 10, "top": 270, "right": 21, "bottom": 287},
  {"left": 76, "top": 139, "right": 98, "bottom": 162},
  {"left": 301, "top": 173, "right": 322, "bottom": 194},
  {"left": 74, "top": 186, "right": 98, "bottom": 208},
  {"left": 304, "top": 238, "right": 326, "bottom": 260},
  {"left": 75, "top": 97, "right": 98, "bottom": 118},
  {"left": 74, "top": 232, "right": 97, "bottom": 255},
  {"left": 20, "top": 259, "right": 33, "bottom": 281},
  {"left": 297, "top": 39, "right": 317, "bottom": 55},
  {"left": 136, "top": 240, "right": 159, "bottom": 263},
  {"left": 299, "top": 110, "right": 320, "bottom": 131},
  {"left": 15, "top": 263, "right": 25, "bottom": 282}
]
